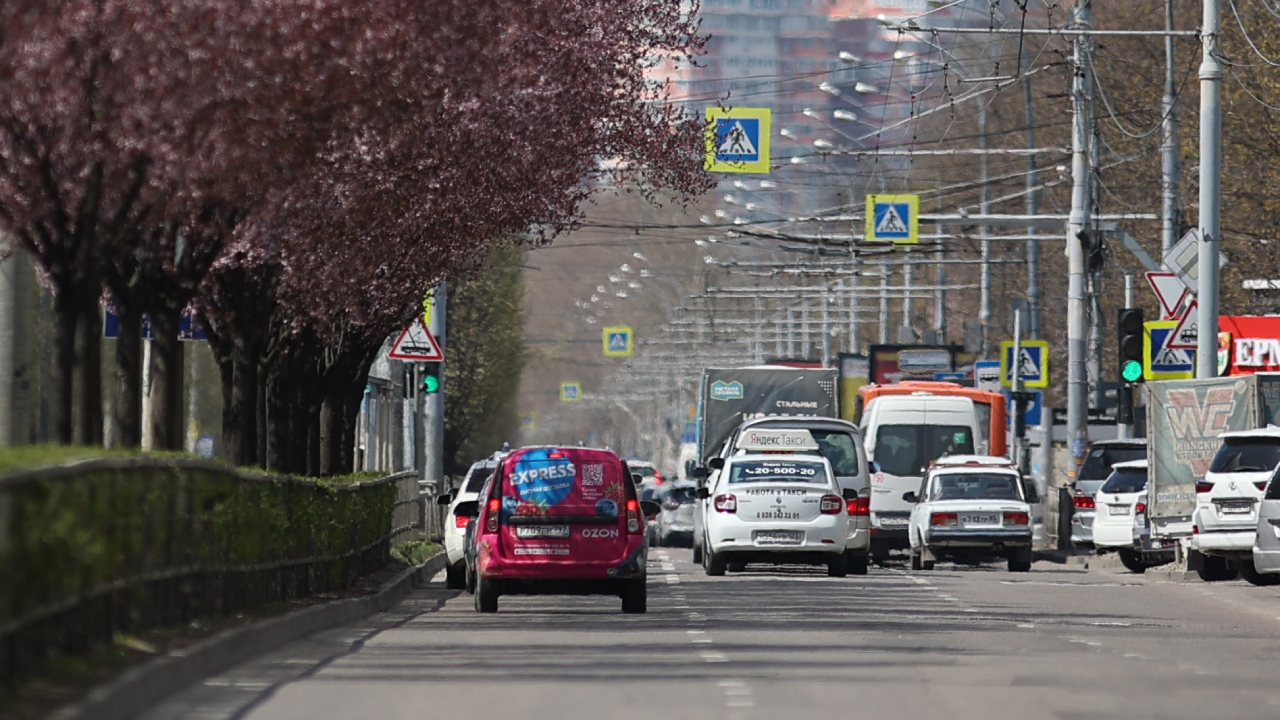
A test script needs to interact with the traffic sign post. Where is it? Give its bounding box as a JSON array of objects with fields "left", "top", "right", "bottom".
[
  {"left": 975, "top": 359, "right": 1002, "bottom": 393},
  {"left": 1144, "top": 271, "right": 1189, "bottom": 320},
  {"left": 1142, "top": 320, "right": 1194, "bottom": 380},
  {"left": 602, "top": 326, "right": 634, "bottom": 357},
  {"left": 389, "top": 318, "right": 444, "bottom": 361},
  {"left": 1166, "top": 299, "right": 1199, "bottom": 350},
  {"left": 865, "top": 194, "right": 919, "bottom": 244},
  {"left": 520, "top": 412, "right": 537, "bottom": 431},
  {"left": 705, "top": 107, "right": 771, "bottom": 174},
  {"left": 999, "top": 339, "right": 1049, "bottom": 388},
  {"left": 560, "top": 382, "right": 582, "bottom": 402}
]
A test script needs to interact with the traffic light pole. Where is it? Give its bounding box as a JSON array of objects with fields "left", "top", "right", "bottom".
[
  {"left": 1117, "top": 276, "right": 1135, "bottom": 440},
  {"left": 423, "top": 283, "right": 447, "bottom": 492}
]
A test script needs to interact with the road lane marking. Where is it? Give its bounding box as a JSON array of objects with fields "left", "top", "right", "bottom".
[{"left": 701, "top": 652, "right": 727, "bottom": 662}]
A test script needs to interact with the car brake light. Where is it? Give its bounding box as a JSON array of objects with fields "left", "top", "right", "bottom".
[
  {"left": 714, "top": 494, "right": 737, "bottom": 513},
  {"left": 1073, "top": 494, "right": 1095, "bottom": 510},
  {"left": 1196, "top": 482, "right": 1213, "bottom": 493},
  {"left": 626, "top": 498, "right": 642, "bottom": 533},
  {"left": 1135, "top": 502, "right": 1146, "bottom": 514},
  {"left": 485, "top": 498, "right": 500, "bottom": 533},
  {"left": 820, "top": 494, "right": 843, "bottom": 514},
  {"left": 1003, "top": 511, "right": 1030, "bottom": 526},
  {"left": 455, "top": 515, "right": 471, "bottom": 529},
  {"left": 1256, "top": 482, "right": 1268, "bottom": 492},
  {"left": 846, "top": 496, "right": 870, "bottom": 516},
  {"left": 547, "top": 451, "right": 566, "bottom": 459},
  {"left": 930, "top": 512, "right": 957, "bottom": 526}
]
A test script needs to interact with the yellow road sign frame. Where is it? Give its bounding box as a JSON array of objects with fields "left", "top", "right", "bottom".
[
  {"left": 999, "top": 339, "right": 1050, "bottom": 388},
  {"left": 865, "top": 194, "right": 919, "bottom": 244},
  {"left": 560, "top": 382, "right": 582, "bottom": 402},
  {"left": 602, "top": 326, "right": 634, "bottom": 357},
  {"left": 1143, "top": 320, "right": 1194, "bottom": 380},
  {"left": 704, "top": 107, "right": 772, "bottom": 174}
]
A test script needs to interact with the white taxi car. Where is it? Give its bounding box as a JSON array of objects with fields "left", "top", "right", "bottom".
[
  {"left": 697, "top": 453, "right": 852, "bottom": 577},
  {"left": 905, "top": 456, "right": 1034, "bottom": 572}
]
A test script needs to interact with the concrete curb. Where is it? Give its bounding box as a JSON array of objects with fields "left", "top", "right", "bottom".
[{"left": 49, "top": 552, "right": 449, "bottom": 720}]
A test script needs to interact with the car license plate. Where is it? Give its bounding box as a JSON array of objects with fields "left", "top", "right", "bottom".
[
  {"left": 515, "top": 525, "right": 570, "bottom": 539},
  {"left": 1221, "top": 501, "right": 1252, "bottom": 514},
  {"left": 959, "top": 513, "right": 998, "bottom": 526},
  {"left": 877, "top": 516, "right": 908, "bottom": 527},
  {"left": 754, "top": 530, "right": 803, "bottom": 545},
  {"left": 1109, "top": 504, "right": 1130, "bottom": 516}
]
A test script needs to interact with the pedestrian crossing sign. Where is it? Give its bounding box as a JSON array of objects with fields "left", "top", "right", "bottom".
[
  {"left": 865, "top": 194, "right": 919, "bottom": 244},
  {"left": 560, "top": 383, "right": 582, "bottom": 402},
  {"left": 705, "top": 107, "right": 771, "bottom": 174},
  {"left": 1143, "top": 320, "right": 1195, "bottom": 380},
  {"left": 999, "top": 340, "right": 1049, "bottom": 388},
  {"left": 603, "top": 326, "right": 634, "bottom": 357}
]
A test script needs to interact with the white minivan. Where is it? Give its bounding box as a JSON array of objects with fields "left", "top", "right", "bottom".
[{"left": 860, "top": 393, "right": 985, "bottom": 562}]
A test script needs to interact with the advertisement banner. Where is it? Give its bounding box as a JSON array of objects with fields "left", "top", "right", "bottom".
[
  {"left": 1218, "top": 316, "right": 1280, "bottom": 375},
  {"left": 698, "top": 368, "right": 838, "bottom": 462},
  {"left": 867, "top": 345, "right": 962, "bottom": 385},
  {"left": 838, "top": 353, "right": 869, "bottom": 422}
]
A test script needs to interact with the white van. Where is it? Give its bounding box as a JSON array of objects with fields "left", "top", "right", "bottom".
[{"left": 859, "top": 393, "right": 984, "bottom": 562}]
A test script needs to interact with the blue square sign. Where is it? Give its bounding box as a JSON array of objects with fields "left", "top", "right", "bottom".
[{"left": 714, "top": 117, "right": 761, "bottom": 164}]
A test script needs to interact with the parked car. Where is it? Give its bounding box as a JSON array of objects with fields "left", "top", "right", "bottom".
[
  {"left": 436, "top": 451, "right": 505, "bottom": 589},
  {"left": 1247, "top": 463, "right": 1280, "bottom": 585},
  {"left": 697, "top": 453, "right": 852, "bottom": 577},
  {"left": 905, "top": 455, "right": 1036, "bottom": 572},
  {"left": 462, "top": 446, "right": 660, "bottom": 613},
  {"left": 630, "top": 460, "right": 665, "bottom": 491},
  {"left": 1091, "top": 460, "right": 1164, "bottom": 573},
  {"left": 1070, "top": 440, "right": 1146, "bottom": 548},
  {"left": 1189, "top": 427, "right": 1280, "bottom": 581},
  {"left": 657, "top": 481, "right": 698, "bottom": 547}
]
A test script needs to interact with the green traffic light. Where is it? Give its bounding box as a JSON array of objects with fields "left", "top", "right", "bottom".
[
  {"left": 1121, "top": 359, "right": 1143, "bottom": 383},
  {"left": 423, "top": 374, "right": 440, "bottom": 393}
]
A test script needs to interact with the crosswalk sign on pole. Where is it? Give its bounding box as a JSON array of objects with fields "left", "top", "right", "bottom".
[
  {"left": 1166, "top": 299, "right": 1199, "bottom": 350},
  {"left": 602, "top": 326, "right": 634, "bottom": 357},
  {"left": 705, "top": 107, "right": 771, "bottom": 174},
  {"left": 1143, "top": 320, "right": 1195, "bottom": 380},
  {"left": 865, "top": 194, "right": 919, "bottom": 244},
  {"left": 999, "top": 339, "right": 1049, "bottom": 388},
  {"left": 388, "top": 318, "right": 444, "bottom": 361},
  {"left": 560, "top": 382, "right": 582, "bottom": 402}
]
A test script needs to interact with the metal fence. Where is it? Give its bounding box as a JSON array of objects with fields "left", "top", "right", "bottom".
[{"left": 0, "top": 459, "right": 423, "bottom": 687}]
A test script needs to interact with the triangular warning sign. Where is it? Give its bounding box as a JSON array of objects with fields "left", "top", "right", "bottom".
[
  {"left": 718, "top": 121, "right": 757, "bottom": 156},
  {"left": 1145, "top": 271, "right": 1189, "bottom": 320},
  {"left": 388, "top": 318, "right": 443, "bottom": 361},
  {"left": 876, "top": 205, "right": 908, "bottom": 235},
  {"left": 1167, "top": 300, "right": 1198, "bottom": 350}
]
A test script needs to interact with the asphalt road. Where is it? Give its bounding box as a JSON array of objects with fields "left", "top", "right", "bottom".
[{"left": 141, "top": 551, "right": 1280, "bottom": 720}]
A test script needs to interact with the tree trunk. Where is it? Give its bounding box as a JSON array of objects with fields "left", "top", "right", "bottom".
[
  {"left": 225, "top": 349, "right": 259, "bottom": 466},
  {"left": 264, "top": 361, "right": 290, "bottom": 472},
  {"left": 72, "top": 295, "right": 103, "bottom": 446},
  {"left": 148, "top": 306, "right": 184, "bottom": 451},
  {"left": 114, "top": 306, "right": 144, "bottom": 447},
  {"left": 319, "top": 387, "right": 343, "bottom": 476},
  {"left": 51, "top": 292, "right": 79, "bottom": 444}
]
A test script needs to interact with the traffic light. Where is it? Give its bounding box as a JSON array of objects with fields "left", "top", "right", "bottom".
[
  {"left": 1117, "top": 308, "right": 1145, "bottom": 383},
  {"left": 421, "top": 362, "right": 441, "bottom": 394}
]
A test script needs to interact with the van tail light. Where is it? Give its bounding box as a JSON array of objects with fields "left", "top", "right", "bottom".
[
  {"left": 1073, "top": 494, "right": 1095, "bottom": 510},
  {"left": 1003, "top": 512, "right": 1030, "bottom": 526},
  {"left": 1195, "top": 482, "right": 1213, "bottom": 493},
  {"left": 485, "top": 498, "right": 500, "bottom": 533},
  {"left": 714, "top": 494, "right": 737, "bottom": 513},
  {"left": 930, "top": 512, "right": 957, "bottom": 526},
  {"left": 626, "top": 498, "right": 642, "bottom": 534},
  {"left": 455, "top": 515, "right": 471, "bottom": 529},
  {"left": 1256, "top": 482, "right": 1268, "bottom": 492},
  {"left": 1135, "top": 502, "right": 1146, "bottom": 514},
  {"left": 847, "top": 496, "right": 870, "bottom": 516},
  {"left": 820, "top": 495, "right": 843, "bottom": 514}
]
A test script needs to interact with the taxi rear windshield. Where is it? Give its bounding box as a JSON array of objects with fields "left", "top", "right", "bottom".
[
  {"left": 728, "top": 460, "right": 828, "bottom": 484},
  {"left": 930, "top": 472, "right": 1022, "bottom": 501}
]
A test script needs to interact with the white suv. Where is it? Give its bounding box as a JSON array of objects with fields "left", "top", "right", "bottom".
[
  {"left": 1190, "top": 427, "right": 1280, "bottom": 581},
  {"left": 436, "top": 452, "right": 504, "bottom": 589},
  {"left": 905, "top": 456, "right": 1036, "bottom": 573}
]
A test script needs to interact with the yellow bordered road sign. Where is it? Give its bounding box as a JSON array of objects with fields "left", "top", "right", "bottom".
[
  {"left": 1143, "top": 320, "right": 1194, "bottom": 380},
  {"left": 705, "top": 107, "right": 771, "bottom": 174},
  {"left": 560, "top": 382, "right": 582, "bottom": 402},
  {"left": 999, "top": 340, "right": 1049, "bottom": 388},
  {"left": 602, "top": 326, "right": 634, "bottom": 357},
  {"left": 865, "top": 194, "right": 919, "bottom": 244}
]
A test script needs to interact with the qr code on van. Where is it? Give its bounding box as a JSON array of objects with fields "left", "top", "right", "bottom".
[{"left": 581, "top": 464, "right": 605, "bottom": 486}]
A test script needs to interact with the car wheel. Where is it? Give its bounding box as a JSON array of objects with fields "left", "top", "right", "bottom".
[
  {"left": 445, "top": 561, "right": 466, "bottom": 590},
  {"left": 909, "top": 549, "right": 922, "bottom": 571},
  {"left": 705, "top": 549, "right": 727, "bottom": 576},
  {"left": 1007, "top": 558, "right": 1032, "bottom": 572},
  {"left": 474, "top": 575, "right": 499, "bottom": 613},
  {"left": 1118, "top": 548, "right": 1148, "bottom": 574},
  {"left": 1239, "top": 558, "right": 1280, "bottom": 586},
  {"left": 620, "top": 578, "right": 648, "bottom": 613},
  {"left": 827, "top": 553, "right": 849, "bottom": 577},
  {"left": 1196, "top": 553, "right": 1237, "bottom": 582},
  {"left": 848, "top": 552, "right": 869, "bottom": 576},
  {"left": 692, "top": 542, "right": 703, "bottom": 565},
  {"left": 727, "top": 561, "right": 746, "bottom": 573},
  {"left": 465, "top": 563, "right": 476, "bottom": 594},
  {"left": 920, "top": 558, "right": 935, "bottom": 571}
]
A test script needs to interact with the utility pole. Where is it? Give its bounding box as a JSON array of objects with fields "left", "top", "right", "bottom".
[
  {"left": 878, "top": 265, "right": 889, "bottom": 344},
  {"left": 1066, "top": 0, "right": 1093, "bottom": 475},
  {"left": 1023, "top": 59, "right": 1042, "bottom": 340},
  {"left": 934, "top": 218, "right": 946, "bottom": 342},
  {"left": 978, "top": 100, "right": 992, "bottom": 356},
  {"left": 1161, "top": 0, "right": 1179, "bottom": 257},
  {"left": 423, "top": 283, "right": 447, "bottom": 490},
  {"left": 1197, "top": 0, "right": 1221, "bottom": 378}
]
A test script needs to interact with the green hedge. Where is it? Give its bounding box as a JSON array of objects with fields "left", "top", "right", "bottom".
[{"left": 0, "top": 457, "right": 398, "bottom": 686}]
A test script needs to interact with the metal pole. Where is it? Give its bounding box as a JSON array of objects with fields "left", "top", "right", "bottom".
[
  {"left": 979, "top": 100, "right": 992, "bottom": 356},
  {"left": 1197, "top": 0, "right": 1221, "bottom": 378},
  {"left": 848, "top": 260, "right": 860, "bottom": 353},
  {"left": 1067, "top": 0, "right": 1093, "bottom": 476},
  {"left": 902, "top": 248, "right": 913, "bottom": 336},
  {"left": 1117, "top": 276, "right": 1135, "bottom": 440},
  {"left": 935, "top": 219, "right": 946, "bottom": 341},
  {"left": 1161, "top": 0, "right": 1179, "bottom": 257},
  {"left": 878, "top": 265, "right": 889, "bottom": 344},
  {"left": 1023, "top": 61, "right": 1042, "bottom": 340},
  {"left": 1012, "top": 309, "right": 1023, "bottom": 464},
  {"left": 423, "top": 283, "right": 447, "bottom": 490},
  {"left": 821, "top": 291, "right": 831, "bottom": 367}
]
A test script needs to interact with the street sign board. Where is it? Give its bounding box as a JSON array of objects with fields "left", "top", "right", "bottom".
[
  {"left": 560, "top": 382, "right": 582, "bottom": 402},
  {"left": 388, "top": 318, "right": 444, "bottom": 361},
  {"left": 999, "top": 340, "right": 1049, "bottom": 388},
  {"left": 520, "top": 412, "right": 537, "bottom": 430},
  {"left": 1006, "top": 389, "right": 1043, "bottom": 427},
  {"left": 1145, "top": 271, "right": 1189, "bottom": 320},
  {"left": 1143, "top": 320, "right": 1194, "bottom": 380},
  {"left": 705, "top": 107, "right": 771, "bottom": 174},
  {"left": 1162, "top": 228, "right": 1229, "bottom": 294},
  {"left": 1166, "top": 300, "right": 1199, "bottom": 350},
  {"left": 975, "top": 359, "right": 1002, "bottom": 393},
  {"left": 602, "top": 326, "right": 634, "bottom": 357},
  {"left": 865, "top": 194, "right": 919, "bottom": 244}
]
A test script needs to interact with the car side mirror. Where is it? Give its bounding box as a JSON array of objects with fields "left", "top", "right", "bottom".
[
  {"left": 691, "top": 467, "right": 710, "bottom": 479},
  {"left": 454, "top": 500, "right": 480, "bottom": 517},
  {"left": 695, "top": 487, "right": 710, "bottom": 500},
  {"left": 902, "top": 491, "right": 918, "bottom": 503},
  {"left": 632, "top": 473, "right": 643, "bottom": 484},
  {"left": 708, "top": 457, "right": 725, "bottom": 470},
  {"left": 1024, "top": 482, "right": 1041, "bottom": 504},
  {"left": 842, "top": 488, "right": 858, "bottom": 501},
  {"left": 435, "top": 493, "right": 453, "bottom": 506},
  {"left": 640, "top": 500, "right": 662, "bottom": 518}
]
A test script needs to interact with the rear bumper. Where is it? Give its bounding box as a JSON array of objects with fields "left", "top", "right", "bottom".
[
  {"left": 479, "top": 542, "right": 646, "bottom": 580},
  {"left": 1190, "top": 530, "right": 1255, "bottom": 554},
  {"left": 925, "top": 527, "right": 1032, "bottom": 548},
  {"left": 845, "top": 526, "right": 870, "bottom": 552},
  {"left": 1093, "top": 520, "right": 1138, "bottom": 549},
  {"left": 1071, "top": 511, "right": 1094, "bottom": 546},
  {"left": 1252, "top": 546, "right": 1280, "bottom": 575}
]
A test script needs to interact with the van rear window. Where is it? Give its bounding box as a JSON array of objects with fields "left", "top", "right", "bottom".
[
  {"left": 503, "top": 449, "right": 628, "bottom": 519},
  {"left": 874, "top": 425, "right": 974, "bottom": 477}
]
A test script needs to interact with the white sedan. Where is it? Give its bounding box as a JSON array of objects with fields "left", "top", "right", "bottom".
[
  {"left": 906, "top": 456, "right": 1034, "bottom": 572},
  {"left": 697, "top": 454, "right": 852, "bottom": 577}
]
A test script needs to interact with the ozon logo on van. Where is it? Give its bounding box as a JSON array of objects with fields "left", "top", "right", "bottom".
[{"left": 581, "top": 527, "right": 620, "bottom": 539}]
